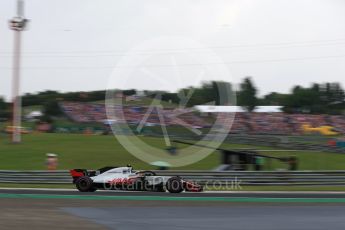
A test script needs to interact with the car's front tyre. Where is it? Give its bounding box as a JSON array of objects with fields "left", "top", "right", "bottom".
[{"left": 166, "top": 177, "right": 184, "bottom": 193}]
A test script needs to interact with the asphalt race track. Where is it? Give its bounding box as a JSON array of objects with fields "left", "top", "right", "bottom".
[
  {"left": 1, "top": 188, "right": 345, "bottom": 230},
  {"left": 4, "top": 188, "right": 345, "bottom": 198}
]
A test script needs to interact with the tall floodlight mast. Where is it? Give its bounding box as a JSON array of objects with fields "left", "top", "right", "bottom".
[{"left": 9, "top": 0, "right": 28, "bottom": 143}]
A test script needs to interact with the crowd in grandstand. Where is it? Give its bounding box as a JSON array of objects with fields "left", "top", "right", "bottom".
[
  {"left": 60, "top": 102, "right": 345, "bottom": 135},
  {"left": 61, "top": 102, "right": 106, "bottom": 123},
  {"left": 229, "top": 113, "right": 345, "bottom": 135},
  {"left": 60, "top": 102, "right": 208, "bottom": 128}
]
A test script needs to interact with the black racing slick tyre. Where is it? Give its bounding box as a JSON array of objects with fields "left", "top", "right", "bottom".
[
  {"left": 75, "top": 176, "right": 95, "bottom": 192},
  {"left": 166, "top": 177, "right": 184, "bottom": 193}
]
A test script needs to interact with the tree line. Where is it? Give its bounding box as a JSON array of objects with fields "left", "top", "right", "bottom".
[{"left": 0, "top": 78, "right": 344, "bottom": 119}]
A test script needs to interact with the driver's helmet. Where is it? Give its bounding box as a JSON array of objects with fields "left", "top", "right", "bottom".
[{"left": 127, "top": 164, "right": 133, "bottom": 172}]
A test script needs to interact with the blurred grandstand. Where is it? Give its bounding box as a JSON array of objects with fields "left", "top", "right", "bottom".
[
  {"left": 1, "top": 78, "right": 344, "bottom": 139},
  {"left": 60, "top": 101, "right": 208, "bottom": 129},
  {"left": 59, "top": 101, "right": 345, "bottom": 135}
]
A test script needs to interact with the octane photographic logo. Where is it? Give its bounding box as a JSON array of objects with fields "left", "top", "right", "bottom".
[{"left": 106, "top": 37, "right": 236, "bottom": 167}]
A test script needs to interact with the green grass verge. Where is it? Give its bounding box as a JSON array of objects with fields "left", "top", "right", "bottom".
[
  {"left": 0, "top": 133, "right": 345, "bottom": 170},
  {"left": 0, "top": 133, "right": 220, "bottom": 170}
]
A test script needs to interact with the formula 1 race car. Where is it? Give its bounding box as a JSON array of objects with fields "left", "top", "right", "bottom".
[{"left": 70, "top": 166, "right": 203, "bottom": 193}]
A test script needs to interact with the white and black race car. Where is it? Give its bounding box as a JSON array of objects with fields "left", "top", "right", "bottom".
[{"left": 70, "top": 166, "right": 203, "bottom": 193}]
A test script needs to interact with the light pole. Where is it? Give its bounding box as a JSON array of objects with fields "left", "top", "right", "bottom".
[{"left": 9, "top": 0, "right": 28, "bottom": 143}]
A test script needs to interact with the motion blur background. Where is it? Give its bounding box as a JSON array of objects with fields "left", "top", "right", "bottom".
[
  {"left": 0, "top": 0, "right": 345, "bottom": 183},
  {"left": 2, "top": 1, "right": 345, "bottom": 230}
]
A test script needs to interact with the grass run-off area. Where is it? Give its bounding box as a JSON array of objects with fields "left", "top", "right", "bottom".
[{"left": 0, "top": 133, "right": 345, "bottom": 171}]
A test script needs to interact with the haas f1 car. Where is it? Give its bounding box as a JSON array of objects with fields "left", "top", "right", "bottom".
[{"left": 70, "top": 166, "right": 203, "bottom": 193}]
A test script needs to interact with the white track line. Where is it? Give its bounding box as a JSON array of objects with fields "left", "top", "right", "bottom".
[
  {"left": 0, "top": 187, "right": 76, "bottom": 192},
  {"left": 203, "top": 191, "right": 345, "bottom": 195},
  {"left": 0, "top": 187, "right": 144, "bottom": 193},
  {"left": 1, "top": 187, "right": 345, "bottom": 195}
]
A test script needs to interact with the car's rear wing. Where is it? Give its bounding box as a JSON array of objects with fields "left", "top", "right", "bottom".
[
  {"left": 69, "top": 169, "right": 96, "bottom": 183},
  {"left": 70, "top": 167, "right": 118, "bottom": 183},
  {"left": 70, "top": 166, "right": 119, "bottom": 178}
]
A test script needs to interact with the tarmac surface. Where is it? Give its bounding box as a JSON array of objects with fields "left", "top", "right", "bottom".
[
  {"left": 3, "top": 188, "right": 345, "bottom": 198},
  {"left": 1, "top": 188, "right": 345, "bottom": 230}
]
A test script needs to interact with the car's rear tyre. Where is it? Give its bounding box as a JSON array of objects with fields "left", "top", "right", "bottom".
[
  {"left": 166, "top": 177, "right": 184, "bottom": 193},
  {"left": 76, "top": 176, "right": 95, "bottom": 192}
]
